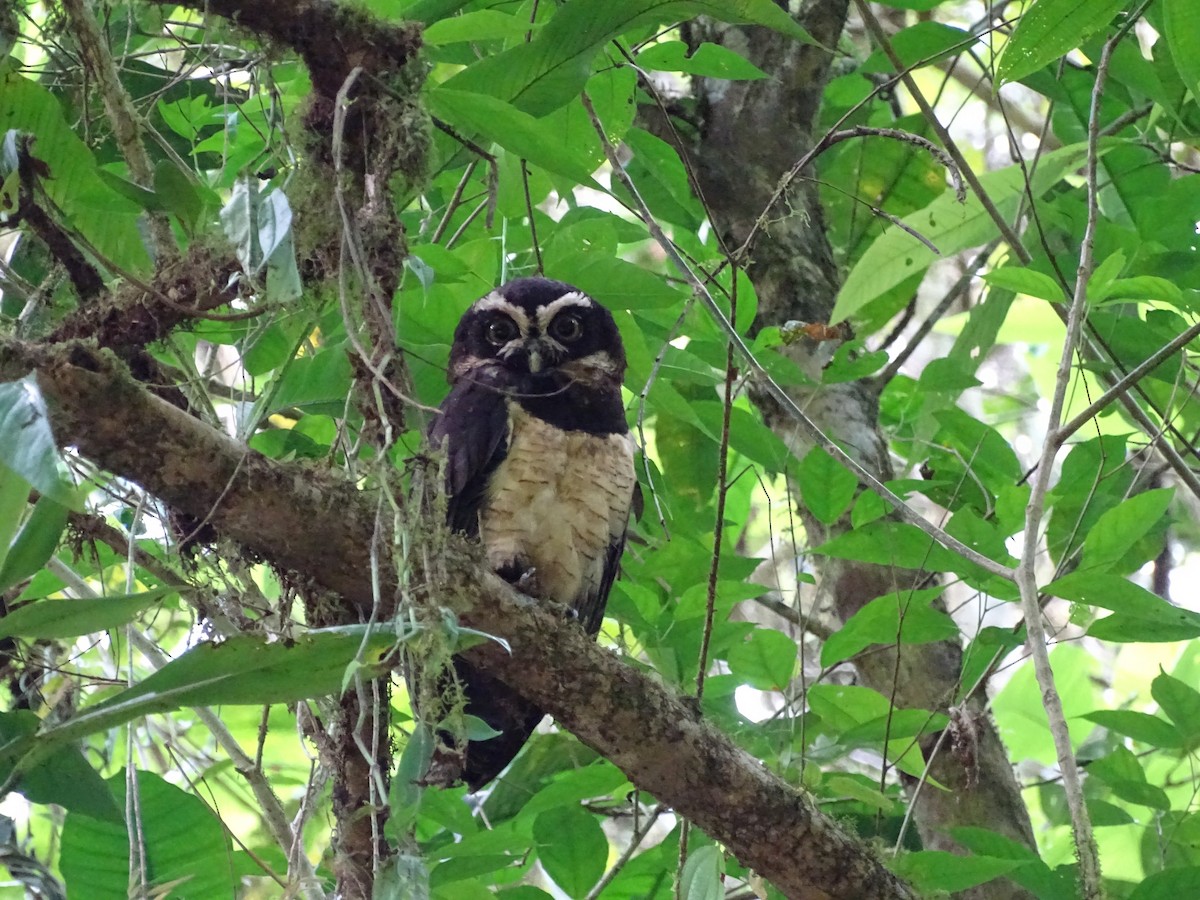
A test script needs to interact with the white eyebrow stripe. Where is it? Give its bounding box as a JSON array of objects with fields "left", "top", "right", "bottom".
[
  {"left": 472, "top": 294, "right": 531, "bottom": 334},
  {"left": 536, "top": 292, "right": 593, "bottom": 330}
]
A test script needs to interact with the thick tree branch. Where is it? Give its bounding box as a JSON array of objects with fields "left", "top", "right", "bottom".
[
  {"left": 150, "top": 0, "right": 421, "bottom": 101},
  {"left": 0, "top": 341, "right": 918, "bottom": 900}
]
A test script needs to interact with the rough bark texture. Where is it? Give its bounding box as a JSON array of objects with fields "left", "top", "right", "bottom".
[
  {"left": 681, "top": 5, "right": 1038, "bottom": 897},
  {"left": 0, "top": 339, "right": 918, "bottom": 900}
]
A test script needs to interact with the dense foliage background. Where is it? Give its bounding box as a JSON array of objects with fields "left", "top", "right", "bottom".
[{"left": 2, "top": 0, "right": 1200, "bottom": 898}]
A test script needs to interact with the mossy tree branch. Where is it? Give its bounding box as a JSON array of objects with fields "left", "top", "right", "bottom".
[{"left": 0, "top": 339, "right": 918, "bottom": 900}]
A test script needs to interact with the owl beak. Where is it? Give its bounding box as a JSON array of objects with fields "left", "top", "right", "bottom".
[{"left": 527, "top": 347, "right": 544, "bottom": 373}]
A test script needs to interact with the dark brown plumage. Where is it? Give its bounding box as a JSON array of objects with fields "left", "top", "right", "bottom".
[{"left": 426, "top": 276, "right": 636, "bottom": 789}]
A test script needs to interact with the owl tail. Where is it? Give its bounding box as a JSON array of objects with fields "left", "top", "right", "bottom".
[
  {"left": 429, "top": 657, "right": 545, "bottom": 791},
  {"left": 456, "top": 662, "right": 547, "bottom": 787}
]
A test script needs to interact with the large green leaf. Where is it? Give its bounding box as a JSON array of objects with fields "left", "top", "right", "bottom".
[
  {"left": 60, "top": 770, "right": 249, "bottom": 900},
  {"left": 726, "top": 627, "right": 797, "bottom": 691},
  {"left": 893, "top": 851, "right": 1021, "bottom": 893},
  {"left": 0, "top": 711, "right": 120, "bottom": 823},
  {"left": 426, "top": 90, "right": 601, "bottom": 185},
  {"left": 1163, "top": 0, "right": 1200, "bottom": 105},
  {"left": 1, "top": 627, "right": 398, "bottom": 778},
  {"left": 1046, "top": 572, "right": 1200, "bottom": 642},
  {"left": 821, "top": 586, "right": 957, "bottom": 667},
  {"left": 997, "top": 0, "right": 1124, "bottom": 85},
  {"left": 1152, "top": 670, "right": 1200, "bottom": 745},
  {"left": 0, "top": 65, "right": 149, "bottom": 272},
  {"left": 831, "top": 144, "right": 1090, "bottom": 323},
  {"left": 1077, "top": 488, "right": 1173, "bottom": 575},
  {"left": 439, "top": 0, "right": 813, "bottom": 115},
  {"left": 533, "top": 806, "right": 607, "bottom": 896},
  {"left": 1082, "top": 709, "right": 1183, "bottom": 749},
  {"left": 799, "top": 446, "right": 859, "bottom": 525},
  {"left": 0, "top": 494, "right": 67, "bottom": 592},
  {"left": 0, "top": 588, "right": 173, "bottom": 640},
  {"left": 678, "top": 844, "right": 724, "bottom": 900},
  {"left": 0, "top": 376, "right": 76, "bottom": 507}
]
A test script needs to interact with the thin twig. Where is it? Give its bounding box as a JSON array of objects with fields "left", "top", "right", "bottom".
[
  {"left": 581, "top": 92, "right": 1017, "bottom": 583},
  {"left": 1059, "top": 318, "right": 1200, "bottom": 441},
  {"left": 585, "top": 805, "right": 665, "bottom": 900},
  {"left": 1015, "top": 38, "right": 1117, "bottom": 900}
]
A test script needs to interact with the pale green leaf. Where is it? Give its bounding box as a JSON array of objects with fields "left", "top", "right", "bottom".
[
  {"left": 799, "top": 446, "right": 859, "bottom": 525},
  {"left": 982, "top": 266, "right": 1064, "bottom": 302},
  {"left": 832, "top": 144, "right": 1089, "bottom": 323},
  {"left": 0, "top": 377, "right": 77, "bottom": 507}
]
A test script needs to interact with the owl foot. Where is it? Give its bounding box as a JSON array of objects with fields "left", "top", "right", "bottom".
[{"left": 496, "top": 561, "right": 540, "bottom": 597}]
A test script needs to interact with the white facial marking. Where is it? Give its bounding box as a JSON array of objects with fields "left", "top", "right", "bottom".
[
  {"left": 535, "top": 292, "right": 592, "bottom": 332},
  {"left": 472, "top": 294, "right": 531, "bottom": 336}
]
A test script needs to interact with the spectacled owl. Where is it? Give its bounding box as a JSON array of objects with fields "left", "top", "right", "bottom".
[{"left": 427, "top": 276, "right": 637, "bottom": 789}]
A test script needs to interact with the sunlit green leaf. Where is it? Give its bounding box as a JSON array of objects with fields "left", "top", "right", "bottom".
[
  {"left": 997, "top": 0, "right": 1124, "bottom": 85},
  {"left": 832, "top": 144, "right": 1090, "bottom": 323}
]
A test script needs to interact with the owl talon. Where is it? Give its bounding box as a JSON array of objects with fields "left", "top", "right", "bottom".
[{"left": 516, "top": 567, "right": 539, "bottom": 593}]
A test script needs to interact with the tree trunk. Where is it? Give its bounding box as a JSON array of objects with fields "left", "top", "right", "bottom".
[{"left": 680, "top": 7, "right": 1038, "bottom": 897}]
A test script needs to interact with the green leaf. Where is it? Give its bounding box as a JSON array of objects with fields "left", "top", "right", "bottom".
[
  {"left": 0, "top": 589, "right": 172, "bottom": 640},
  {"left": 892, "top": 851, "right": 1021, "bottom": 893},
  {"left": 726, "top": 627, "right": 797, "bottom": 691},
  {"left": 1098, "top": 275, "right": 1185, "bottom": 306},
  {"left": 0, "top": 66, "right": 149, "bottom": 272},
  {"left": 533, "top": 806, "right": 607, "bottom": 896},
  {"left": 1086, "top": 249, "right": 1126, "bottom": 301},
  {"left": 426, "top": 89, "right": 599, "bottom": 184},
  {"left": 61, "top": 770, "right": 244, "bottom": 900},
  {"left": 439, "top": 0, "right": 813, "bottom": 115},
  {"left": 832, "top": 144, "right": 1089, "bottom": 323},
  {"left": 2, "top": 628, "right": 399, "bottom": 778},
  {"left": 816, "top": 521, "right": 965, "bottom": 573},
  {"left": 1082, "top": 709, "right": 1183, "bottom": 749},
  {"left": 0, "top": 465, "right": 28, "bottom": 577},
  {"left": 0, "top": 495, "right": 68, "bottom": 592},
  {"left": 679, "top": 844, "right": 724, "bottom": 900},
  {"left": 1152, "top": 670, "right": 1200, "bottom": 744},
  {"left": 0, "top": 710, "right": 121, "bottom": 823},
  {"left": 1078, "top": 488, "right": 1173, "bottom": 574},
  {"left": 821, "top": 586, "right": 957, "bottom": 667},
  {"left": 637, "top": 41, "right": 767, "bottom": 80},
  {"left": 1046, "top": 572, "right": 1200, "bottom": 642},
  {"left": 422, "top": 9, "right": 531, "bottom": 45},
  {"left": 997, "top": 0, "right": 1124, "bottom": 85},
  {"left": 1163, "top": 0, "right": 1200, "bottom": 107},
  {"left": 982, "top": 266, "right": 1064, "bottom": 302},
  {"left": 0, "top": 376, "right": 77, "bottom": 507},
  {"left": 799, "top": 446, "right": 859, "bottom": 525},
  {"left": 1129, "top": 867, "right": 1200, "bottom": 900}
]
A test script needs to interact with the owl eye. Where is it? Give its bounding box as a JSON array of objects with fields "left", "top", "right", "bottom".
[
  {"left": 485, "top": 317, "right": 519, "bottom": 346},
  {"left": 549, "top": 313, "right": 584, "bottom": 342}
]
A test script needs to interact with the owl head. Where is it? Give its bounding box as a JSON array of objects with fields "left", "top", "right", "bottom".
[{"left": 447, "top": 277, "right": 626, "bottom": 386}]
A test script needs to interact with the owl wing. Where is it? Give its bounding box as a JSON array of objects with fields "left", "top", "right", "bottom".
[{"left": 428, "top": 377, "right": 509, "bottom": 537}]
